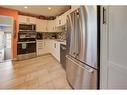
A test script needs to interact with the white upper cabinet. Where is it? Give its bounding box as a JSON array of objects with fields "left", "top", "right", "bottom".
[
  {"left": 55, "top": 8, "right": 72, "bottom": 27},
  {"left": 36, "top": 19, "right": 47, "bottom": 32},
  {"left": 71, "top": 6, "right": 80, "bottom": 12},
  {"left": 46, "top": 20, "right": 54, "bottom": 32},
  {"left": 55, "top": 16, "right": 61, "bottom": 26},
  {"left": 0, "top": 16, "right": 13, "bottom": 26},
  {"left": 18, "top": 7, "right": 72, "bottom": 32},
  {"left": 55, "top": 15, "right": 67, "bottom": 27},
  {"left": 36, "top": 19, "right": 55, "bottom": 32},
  {"left": 19, "top": 15, "right": 36, "bottom": 24}
]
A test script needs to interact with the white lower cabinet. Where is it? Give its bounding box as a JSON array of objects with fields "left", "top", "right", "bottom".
[
  {"left": 37, "top": 40, "right": 44, "bottom": 56},
  {"left": 51, "top": 40, "right": 60, "bottom": 62},
  {"left": 36, "top": 40, "right": 60, "bottom": 62},
  {"left": 37, "top": 40, "right": 51, "bottom": 56}
]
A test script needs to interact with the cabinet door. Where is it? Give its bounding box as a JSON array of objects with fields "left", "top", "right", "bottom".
[
  {"left": 41, "top": 20, "right": 48, "bottom": 32},
  {"left": 37, "top": 41, "right": 44, "bottom": 56},
  {"left": 0, "top": 16, "right": 13, "bottom": 26},
  {"left": 56, "top": 42, "right": 60, "bottom": 62},
  {"left": 51, "top": 41, "right": 60, "bottom": 61},
  {"left": 36, "top": 19, "right": 46, "bottom": 32},
  {"left": 46, "top": 20, "right": 54, "bottom": 32},
  {"left": 25, "top": 16, "right": 36, "bottom": 24},
  {"left": 51, "top": 20, "right": 56, "bottom": 32},
  {"left": 52, "top": 41, "right": 57, "bottom": 59},
  {"left": 36, "top": 19, "right": 42, "bottom": 32},
  {"left": 56, "top": 15, "right": 66, "bottom": 27},
  {"left": 19, "top": 15, "right": 36, "bottom": 24},
  {"left": 29, "top": 16, "right": 36, "bottom": 24},
  {"left": 19, "top": 15, "right": 27, "bottom": 24},
  {"left": 55, "top": 16, "right": 61, "bottom": 26},
  {"left": 61, "top": 14, "right": 67, "bottom": 25},
  {"left": 53, "top": 19, "right": 57, "bottom": 32},
  {"left": 37, "top": 40, "right": 52, "bottom": 55},
  {"left": 50, "top": 40, "right": 54, "bottom": 54},
  {"left": 43, "top": 40, "right": 52, "bottom": 53},
  {"left": 43, "top": 20, "right": 48, "bottom": 32},
  {"left": 46, "top": 21, "right": 51, "bottom": 32}
]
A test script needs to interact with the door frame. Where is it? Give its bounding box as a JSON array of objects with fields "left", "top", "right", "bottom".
[
  {"left": 0, "top": 15, "right": 13, "bottom": 61},
  {"left": 100, "top": 6, "right": 109, "bottom": 89}
]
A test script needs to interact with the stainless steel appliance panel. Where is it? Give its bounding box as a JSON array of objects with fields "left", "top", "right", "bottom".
[
  {"left": 67, "top": 8, "right": 87, "bottom": 65},
  {"left": 66, "top": 6, "right": 98, "bottom": 89},
  {"left": 60, "top": 44, "right": 67, "bottom": 70},
  {"left": 84, "top": 6, "right": 97, "bottom": 69},
  {"left": 66, "top": 55, "right": 97, "bottom": 89},
  {"left": 67, "top": 6, "right": 97, "bottom": 69},
  {"left": 19, "top": 24, "right": 36, "bottom": 31}
]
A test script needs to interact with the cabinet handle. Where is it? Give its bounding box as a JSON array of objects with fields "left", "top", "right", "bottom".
[
  {"left": 54, "top": 43, "right": 56, "bottom": 48},
  {"left": 103, "top": 7, "right": 106, "bottom": 24},
  {"left": 44, "top": 42, "right": 45, "bottom": 46},
  {"left": 59, "top": 20, "right": 61, "bottom": 25}
]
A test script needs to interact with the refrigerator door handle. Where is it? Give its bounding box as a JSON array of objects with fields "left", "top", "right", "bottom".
[
  {"left": 66, "top": 55, "right": 95, "bottom": 89},
  {"left": 67, "top": 13, "right": 77, "bottom": 57},
  {"left": 67, "top": 55, "right": 94, "bottom": 73},
  {"left": 87, "top": 68, "right": 94, "bottom": 73},
  {"left": 75, "top": 6, "right": 87, "bottom": 61}
]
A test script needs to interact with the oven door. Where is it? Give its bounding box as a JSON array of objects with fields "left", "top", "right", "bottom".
[
  {"left": 17, "top": 42, "right": 36, "bottom": 60},
  {"left": 17, "top": 42, "right": 36, "bottom": 55}
]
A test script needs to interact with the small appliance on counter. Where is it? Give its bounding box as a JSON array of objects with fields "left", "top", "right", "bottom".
[
  {"left": 51, "top": 34, "right": 57, "bottom": 39},
  {"left": 36, "top": 32, "right": 43, "bottom": 40}
]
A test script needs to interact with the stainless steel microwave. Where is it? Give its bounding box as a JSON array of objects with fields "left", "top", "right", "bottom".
[{"left": 19, "top": 24, "right": 36, "bottom": 31}]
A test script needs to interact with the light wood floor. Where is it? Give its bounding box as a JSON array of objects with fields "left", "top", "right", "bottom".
[{"left": 0, "top": 54, "right": 71, "bottom": 89}]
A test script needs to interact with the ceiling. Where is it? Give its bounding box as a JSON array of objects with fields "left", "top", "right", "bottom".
[{"left": 2, "top": 6, "right": 71, "bottom": 17}]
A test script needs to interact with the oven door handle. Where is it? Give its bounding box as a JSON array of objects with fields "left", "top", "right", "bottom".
[{"left": 18, "top": 41, "right": 36, "bottom": 44}]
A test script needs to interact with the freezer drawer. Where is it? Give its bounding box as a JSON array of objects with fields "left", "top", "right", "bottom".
[{"left": 66, "top": 55, "right": 97, "bottom": 89}]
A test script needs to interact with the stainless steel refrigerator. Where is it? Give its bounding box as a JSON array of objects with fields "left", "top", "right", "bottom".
[{"left": 66, "top": 6, "right": 99, "bottom": 89}]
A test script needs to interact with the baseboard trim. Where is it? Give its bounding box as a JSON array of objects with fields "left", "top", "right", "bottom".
[
  {"left": 12, "top": 58, "right": 17, "bottom": 61},
  {"left": 37, "top": 53, "right": 51, "bottom": 57},
  {"left": 50, "top": 54, "right": 60, "bottom": 63}
]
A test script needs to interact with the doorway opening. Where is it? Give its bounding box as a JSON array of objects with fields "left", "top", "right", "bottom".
[
  {"left": 0, "top": 16, "right": 13, "bottom": 63},
  {"left": 0, "top": 31, "right": 12, "bottom": 63}
]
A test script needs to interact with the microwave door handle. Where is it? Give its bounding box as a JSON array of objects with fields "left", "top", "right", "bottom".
[{"left": 32, "top": 25, "right": 33, "bottom": 30}]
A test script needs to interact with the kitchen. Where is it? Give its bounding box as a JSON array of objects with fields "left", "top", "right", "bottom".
[
  {"left": 1, "top": 6, "right": 91, "bottom": 89},
  {"left": 17, "top": 6, "right": 70, "bottom": 61},
  {"left": 0, "top": 5, "right": 127, "bottom": 89}
]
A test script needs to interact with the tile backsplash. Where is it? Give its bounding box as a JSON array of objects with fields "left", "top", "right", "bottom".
[{"left": 43, "top": 31, "right": 66, "bottom": 40}]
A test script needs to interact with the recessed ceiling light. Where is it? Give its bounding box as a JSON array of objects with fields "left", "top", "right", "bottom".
[
  {"left": 24, "top": 6, "right": 28, "bottom": 9},
  {"left": 48, "top": 7, "right": 51, "bottom": 10}
]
